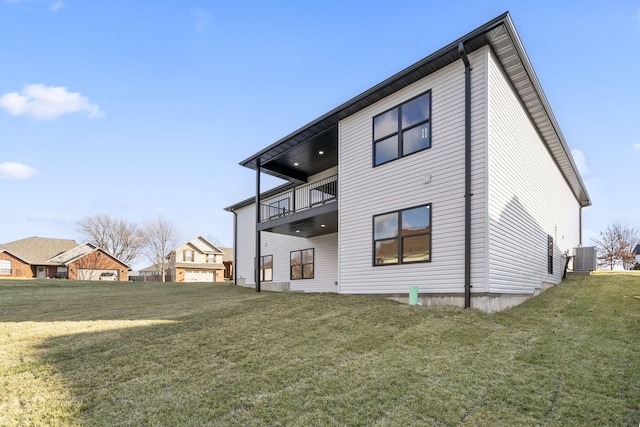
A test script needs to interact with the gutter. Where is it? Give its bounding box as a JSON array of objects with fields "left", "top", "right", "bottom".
[{"left": 458, "top": 42, "right": 472, "bottom": 309}]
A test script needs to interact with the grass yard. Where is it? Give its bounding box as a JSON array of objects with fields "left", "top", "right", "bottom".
[{"left": 1, "top": 275, "right": 639, "bottom": 426}]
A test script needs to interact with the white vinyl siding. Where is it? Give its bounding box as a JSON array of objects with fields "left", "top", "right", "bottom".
[
  {"left": 338, "top": 47, "right": 488, "bottom": 294},
  {"left": 487, "top": 49, "right": 580, "bottom": 294},
  {"left": 233, "top": 203, "right": 338, "bottom": 292}
]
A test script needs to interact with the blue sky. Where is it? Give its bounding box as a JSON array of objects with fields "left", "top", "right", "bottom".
[{"left": 1, "top": 0, "right": 639, "bottom": 269}]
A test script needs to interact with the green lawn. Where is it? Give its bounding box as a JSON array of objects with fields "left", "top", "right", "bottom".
[{"left": 1, "top": 275, "right": 638, "bottom": 426}]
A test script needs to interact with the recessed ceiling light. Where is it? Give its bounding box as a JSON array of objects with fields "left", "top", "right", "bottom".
[
  {"left": 318, "top": 151, "right": 324, "bottom": 155},
  {"left": 294, "top": 162, "right": 299, "bottom": 166},
  {"left": 295, "top": 230, "right": 300, "bottom": 233},
  {"left": 320, "top": 224, "right": 326, "bottom": 228}
]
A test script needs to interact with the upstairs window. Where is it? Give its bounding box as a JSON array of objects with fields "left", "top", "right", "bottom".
[
  {"left": 206, "top": 254, "right": 216, "bottom": 263},
  {"left": 183, "top": 250, "right": 194, "bottom": 262},
  {"left": 373, "top": 91, "right": 431, "bottom": 166},
  {"left": 373, "top": 204, "right": 431, "bottom": 266}
]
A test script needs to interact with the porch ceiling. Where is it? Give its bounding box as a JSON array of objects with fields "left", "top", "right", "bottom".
[{"left": 260, "top": 125, "right": 338, "bottom": 182}]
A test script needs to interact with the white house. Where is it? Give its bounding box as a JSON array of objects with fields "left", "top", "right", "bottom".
[
  {"left": 167, "top": 236, "right": 230, "bottom": 282},
  {"left": 225, "top": 13, "right": 591, "bottom": 312}
]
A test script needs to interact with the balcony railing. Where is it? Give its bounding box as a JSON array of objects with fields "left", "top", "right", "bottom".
[{"left": 260, "top": 174, "right": 337, "bottom": 222}]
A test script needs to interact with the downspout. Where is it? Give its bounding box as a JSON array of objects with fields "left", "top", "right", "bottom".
[
  {"left": 579, "top": 206, "right": 583, "bottom": 246},
  {"left": 255, "top": 159, "right": 261, "bottom": 292},
  {"left": 231, "top": 208, "right": 238, "bottom": 285},
  {"left": 458, "top": 42, "right": 472, "bottom": 309}
]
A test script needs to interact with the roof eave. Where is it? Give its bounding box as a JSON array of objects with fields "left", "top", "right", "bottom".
[{"left": 236, "top": 11, "right": 590, "bottom": 208}]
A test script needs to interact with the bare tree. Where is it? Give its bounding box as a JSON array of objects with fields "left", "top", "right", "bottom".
[
  {"left": 204, "top": 234, "right": 223, "bottom": 247},
  {"left": 592, "top": 222, "right": 639, "bottom": 270},
  {"left": 77, "top": 214, "right": 143, "bottom": 265},
  {"left": 140, "top": 217, "right": 180, "bottom": 282}
]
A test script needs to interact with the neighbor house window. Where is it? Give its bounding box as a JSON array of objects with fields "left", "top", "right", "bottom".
[
  {"left": 548, "top": 235, "right": 554, "bottom": 275},
  {"left": 290, "top": 249, "right": 314, "bottom": 279},
  {"left": 373, "top": 91, "right": 431, "bottom": 166},
  {"left": 0, "top": 259, "right": 11, "bottom": 275},
  {"left": 184, "top": 250, "right": 194, "bottom": 262},
  {"left": 206, "top": 254, "right": 215, "bottom": 263},
  {"left": 373, "top": 204, "right": 431, "bottom": 266},
  {"left": 260, "top": 255, "right": 273, "bottom": 282}
]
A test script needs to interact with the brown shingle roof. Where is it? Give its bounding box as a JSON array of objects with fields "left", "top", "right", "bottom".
[
  {"left": 1, "top": 236, "right": 78, "bottom": 264},
  {"left": 218, "top": 247, "right": 234, "bottom": 263}
]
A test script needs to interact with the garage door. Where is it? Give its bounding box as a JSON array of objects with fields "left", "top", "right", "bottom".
[
  {"left": 184, "top": 270, "right": 214, "bottom": 282},
  {"left": 78, "top": 269, "right": 118, "bottom": 281}
]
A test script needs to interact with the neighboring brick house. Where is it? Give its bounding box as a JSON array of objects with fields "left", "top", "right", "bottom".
[
  {"left": 219, "top": 247, "right": 234, "bottom": 280},
  {"left": 0, "top": 236, "right": 130, "bottom": 280},
  {"left": 167, "top": 237, "right": 230, "bottom": 282}
]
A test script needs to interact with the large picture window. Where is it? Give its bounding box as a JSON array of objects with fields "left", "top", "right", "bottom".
[
  {"left": 373, "top": 91, "right": 431, "bottom": 166},
  {"left": 373, "top": 204, "right": 431, "bottom": 266},
  {"left": 0, "top": 259, "right": 12, "bottom": 275},
  {"left": 290, "top": 248, "right": 314, "bottom": 280}
]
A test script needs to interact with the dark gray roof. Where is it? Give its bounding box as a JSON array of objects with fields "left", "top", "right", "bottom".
[
  {"left": 633, "top": 244, "right": 640, "bottom": 254},
  {"left": 234, "top": 12, "right": 590, "bottom": 208}
]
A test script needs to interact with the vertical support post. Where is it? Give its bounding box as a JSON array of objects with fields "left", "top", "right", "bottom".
[{"left": 255, "top": 159, "right": 261, "bottom": 293}]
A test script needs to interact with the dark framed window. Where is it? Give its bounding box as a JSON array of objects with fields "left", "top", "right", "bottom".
[
  {"left": 183, "top": 250, "right": 194, "bottom": 262},
  {"left": 261, "top": 255, "right": 273, "bottom": 282},
  {"left": 268, "top": 198, "right": 290, "bottom": 219},
  {"left": 290, "top": 248, "right": 314, "bottom": 279},
  {"left": 373, "top": 91, "right": 431, "bottom": 166},
  {"left": 548, "top": 235, "right": 554, "bottom": 275},
  {"left": 373, "top": 204, "right": 431, "bottom": 266}
]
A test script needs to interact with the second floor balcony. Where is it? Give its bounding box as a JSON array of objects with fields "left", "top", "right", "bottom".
[{"left": 257, "top": 174, "right": 338, "bottom": 238}]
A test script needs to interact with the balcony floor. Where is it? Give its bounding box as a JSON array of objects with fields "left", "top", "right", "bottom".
[{"left": 257, "top": 202, "right": 337, "bottom": 238}]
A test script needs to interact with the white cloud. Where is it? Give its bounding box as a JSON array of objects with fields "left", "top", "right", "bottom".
[
  {"left": 50, "top": 0, "right": 63, "bottom": 11},
  {"left": 191, "top": 8, "right": 210, "bottom": 33},
  {"left": 634, "top": 143, "right": 640, "bottom": 151},
  {"left": 5, "top": 0, "right": 65, "bottom": 10},
  {"left": 0, "top": 162, "right": 38, "bottom": 179},
  {"left": 571, "top": 148, "right": 590, "bottom": 176},
  {"left": 0, "top": 84, "right": 104, "bottom": 119}
]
